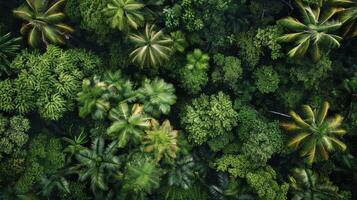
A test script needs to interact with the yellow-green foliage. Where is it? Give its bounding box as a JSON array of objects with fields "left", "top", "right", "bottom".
[{"left": 0, "top": 46, "right": 102, "bottom": 120}]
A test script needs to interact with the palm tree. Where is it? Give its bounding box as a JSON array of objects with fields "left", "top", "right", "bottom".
[
  {"left": 107, "top": 103, "right": 152, "bottom": 148},
  {"left": 185, "top": 49, "right": 210, "bottom": 70},
  {"left": 121, "top": 155, "right": 162, "bottom": 197},
  {"left": 289, "top": 168, "right": 348, "bottom": 199},
  {"left": 63, "top": 130, "right": 88, "bottom": 156},
  {"left": 75, "top": 137, "right": 120, "bottom": 191},
  {"left": 40, "top": 173, "right": 70, "bottom": 197},
  {"left": 77, "top": 77, "right": 111, "bottom": 120},
  {"left": 104, "top": 0, "right": 145, "bottom": 31},
  {"left": 138, "top": 78, "right": 177, "bottom": 117},
  {"left": 281, "top": 101, "right": 347, "bottom": 164},
  {"left": 332, "top": 0, "right": 357, "bottom": 38},
  {"left": 129, "top": 24, "right": 173, "bottom": 67},
  {"left": 277, "top": 0, "right": 343, "bottom": 61},
  {"left": 142, "top": 119, "right": 179, "bottom": 162},
  {"left": 13, "top": 0, "right": 74, "bottom": 47},
  {"left": 0, "top": 33, "right": 21, "bottom": 76}
]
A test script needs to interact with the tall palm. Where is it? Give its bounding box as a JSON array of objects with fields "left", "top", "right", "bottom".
[
  {"left": 13, "top": 0, "right": 74, "bottom": 47},
  {"left": 138, "top": 78, "right": 177, "bottom": 117},
  {"left": 76, "top": 137, "right": 120, "bottom": 191},
  {"left": 129, "top": 24, "right": 173, "bottom": 67},
  {"left": 281, "top": 101, "right": 347, "bottom": 164},
  {"left": 107, "top": 103, "right": 151, "bottom": 148},
  {"left": 277, "top": 0, "right": 343, "bottom": 61},
  {"left": 0, "top": 33, "right": 21, "bottom": 76},
  {"left": 104, "top": 0, "right": 145, "bottom": 31},
  {"left": 142, "top": 119, "right": 179, "bottom": 162}
]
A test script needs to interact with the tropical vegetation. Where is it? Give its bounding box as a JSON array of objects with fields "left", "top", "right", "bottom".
[{"left": 0, "top": 0, "right": 356, "bottom": 199}]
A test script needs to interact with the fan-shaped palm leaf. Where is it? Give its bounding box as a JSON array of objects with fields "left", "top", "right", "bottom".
[
  {"left": 277, "top": 0, "right": 344, "bottom": 61},
  {"left": 13, "top": 0, "right": 74, "bottom": 47},
  {"left": 76, "top": 137, "right": 120, "bottom": 191},
  {"left": 107, "top": 103, "right": 151, "bottom": 148},
  {"left": 138, "top": 78, "right": 177, "bottom": 117},
  {"left": 129, "top": 24, "right": 173, "bottom": 67},
  {"left": 104, "top": 0, "right": 145, "bottom": 31},
  {"left": 289, "top": 168, "right": 348, "bottom": 199},
  {"left": 281, "top": 101, "right": 347, "bottom": 164}
]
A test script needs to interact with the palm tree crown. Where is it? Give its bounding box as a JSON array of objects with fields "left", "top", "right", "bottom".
[
  {"left": 104, "top": 0, "right": 145, "bottom": 31},
  {"left": 142, "top": 119, "right": 179, "bottom": 162},
  {"left": 13, "top": 0, "right": 74, "bottom": 47},
  {"left": 277, "top": 0, "right": 343, "bottom": 61},
  {"left": 281, "top": 101, "right": 347, "bottom": 164},
  {"left": 138, "top": 78, "right": 177, "bottom": 117},
  {"left": 129, "top": 24, "right": 173, "bottom": 67},
  {"left": 107, "top": 103, "right": 151, "bottom": 148},
  {"left": 76, "top": 137, "right": 120, "bottom": 191}
]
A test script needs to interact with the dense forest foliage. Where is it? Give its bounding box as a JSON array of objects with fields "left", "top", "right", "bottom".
[{"left": 0, "top": 0, "right": 356, "bottom": 199}]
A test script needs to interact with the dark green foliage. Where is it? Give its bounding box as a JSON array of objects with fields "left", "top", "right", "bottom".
[
  {"left": 0, "top": 46, "right": 102, "bottom": 120},
  {"left": 255, "top": 65, "right": 280, "bottom": 94},
  {"left": 288, "top": 56, "right": 332, "bottom": 90},
  {"left": 289, "top": 168, "right": 350, "bottom": 200},
  {"left": 0, "top": 115, "right": 30, "bottom": 157},
  {"left": 167, "top": 155, "right": 197, "bottom": 189},
  {"left": 181, "top": 92, "right": 238, "bottom": 145},
  {"left": 60, "top": 181, "right": 90, "bottom": 200},
  {"left": 236, "top": 106, "right": 286, "bottom": 167},
  {"left": 209, "top": 173, "right": 255, "bottom": 200},
  {"left": 0, "top": 115, "right": 30, "bottom": 182},
  {"left": 212, "top": 53, "right": 243, "bottom": 89},
  {"left": 237, "top": 31, "right": 261, "bottom": 69},
  {"left": 0, "top": 0, "right": 355, "bottom": 199},
  {"left": 254, "top": 26, "right": 283, "bottom": 60},
  {"left": 163, "top": 0, "right": 215, "bottom": 32},
  {"left": 162, "top": 185, "right": 209, "bottom": 200},
  {"left": 15, "top": 134, "right": 65, "bottom": 193},
  {"left": 0, "top": 33, "right": 21, "bottom": 76},
  {"left": 78, "top": 0, "right": 111, "bottom": 42}
]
